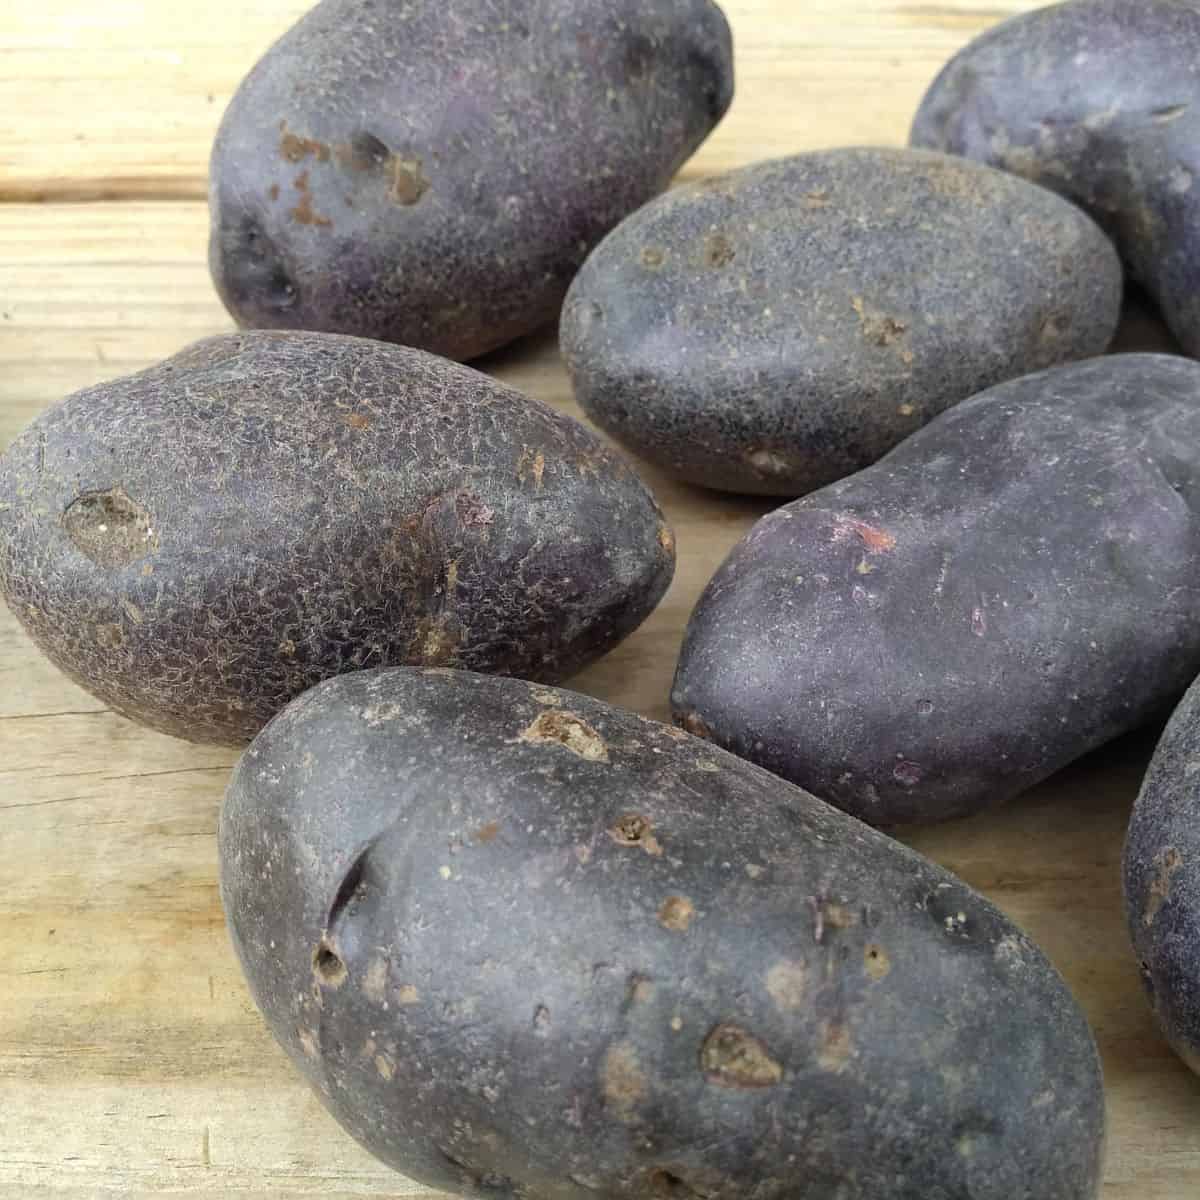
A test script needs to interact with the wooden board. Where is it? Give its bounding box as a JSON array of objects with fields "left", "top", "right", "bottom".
[{"left": 1, "top": 2, "right": 1198, "bottom": 1196}]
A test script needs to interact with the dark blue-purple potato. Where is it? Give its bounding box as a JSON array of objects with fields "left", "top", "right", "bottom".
[
  {"left": 672, "top": 354, "right": 1200, "bottom": 826},
  {"left": 1125, "top": 673, "right": 1200, "bottom": 1077},
  {"left": 220, "top": 667, "right": 1106, "bottom": 1200},
  {"left": 560, "top": 147, "right": 1122, "bottom": 496},
  {"left": 0, "top": 332, "right": 674, "bottom": 747},
  {"left": 209, "top": 0, "right": 733, "bottom": 362},
  {"left": 911, "top": 0, "right": 1200, "bottom": 357}
]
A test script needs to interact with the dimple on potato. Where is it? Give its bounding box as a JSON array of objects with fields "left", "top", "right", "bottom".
[
  {"left": 209, "top": 0, "right": 734, "bottom": 361},
  {"left": 912, "top": 0, "right": 1200, "bottom": 356},
  {"left": 1125, "top": 672, "right": 1200, "bottom": 1078},
  {"left": 673, "top": 354, "right": 1200, "bottom": 826},
  {"left": 0, "top": 332, "right": 674, "bottom": 746},
  {"left": 220, "top": 667, "right": 1105, "bottom": 1200},
  {"left": 560, "top": 147, "right": 1121, "bottom": 495}
]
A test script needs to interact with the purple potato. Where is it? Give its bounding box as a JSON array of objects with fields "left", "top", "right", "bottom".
[
  {"left": 561, "top": 148, "right": 1121, "bottom": 496},
  {"left": 221, "top": 666, "right": 1105, "bottom": 1199},
  {"left": 673, "top": 354, "right": 1200, "bottom": 825},
  {"left": 912, "top": 0, "right": 1200, "bottom": 356},
  {"left": 209, "top": 0, "right": 733, "bottom": 361},
  {"left": 0, "top": 332, "right": 674, "bottom": 746}
]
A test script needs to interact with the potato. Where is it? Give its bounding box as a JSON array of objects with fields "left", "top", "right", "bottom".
[
  {"left": 1125, "top": 673, "right": 1200, "bottom": 1076},
  {"left": 673, "top": 354, "right": 1200, "bottom": 826},
  {"left": 209, "top": 0, "right": 734, "bottom": 361},
  {"left": 911, "top": 0, "right": 1200, "bottom": 356},
  {"left": 0, "top": 332, "right": 674, "bottom": 746},
  {"left": 220, "top": 666, "right": 1105, "bottom": 1199},
  {"left": 560, "top": 147, "right": 1121, "bottom": 496}
]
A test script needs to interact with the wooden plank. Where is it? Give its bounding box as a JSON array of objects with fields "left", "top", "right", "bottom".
[{"left": 0, "top": 0, "right": 1039, "bottom": 202}]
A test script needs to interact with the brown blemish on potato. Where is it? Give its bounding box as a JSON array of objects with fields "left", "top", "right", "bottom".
[
  {"left": 298, "top": 1028, "right": 319, "bottom": 1059},
  {"left": 608, "top": 813, "right": 663, "bottom": 856},
  {"left": 818, "top": 1021, "right": 853, "bottom": 1072},
  {"left": 630, "top": 975, "right": 656, "bottom": 1004},
  {"left": 657, "top": 524, "right": 675, "bottom": 555},
  {"left": 268, "top": 183, "right": 281, "bottom": 201},
  {"left": 474, "top": 821, "right": 500, "bottom": 845},
  {"left": 658, "top": 895, "right": 695, "bottom": 932},
  {"left": 678, "top": 711, "right": 712, "bottom": 740},
  {"left": 765, "top": 960, "right": 807, "bottom": 1011},
  {"left": 63, "top": 487, "right": 158, "bottom": 568},
  {"left": 640, "top": 246, "right": 666, "bottom": 269},
  {"left": 396, "top": 984, "right": 420, "bottom": 1005},
  {"left": 390, "top": 156, "right": 430, "bottom": 206},
  {"left": 704, "top": 232, "right": 735, "bottom": 267},
  {"left": 291, "top": 188, "right": 332, "bottom": 228},
  {"left": 517, "top": 446, "right": 546, "bottom": 488},
  {"left": 601, "top": 1041, "right": 645, "bottom": 1122},
  {"left": 744, "top": 447, "right": 795, "bottom": 478},
  {"left": 802, "top": 188, "right": 831, "bottom": 209},
  {"left": 279, "top": 121, "right": 331, "bottom": 163},
  {"left": 341, "top": 411, "right": 371, "bottom": 430},
  {"left": 95, "top": 623, "right": 125, "bottom": 649},
  {"left": 312, "top": 938, "right": 347, "bottom": 989},
  {"left": 363, "top": 954, "right": 389, "bottom": 1003},
  {"left": 701, "top": 1023, "right": 782, "bottom": 1088},
  {"left": 520, "top": 711, "right": 610, "bottom": 762},
  {"left": 832, "top": 516, "right": 896, "bottom": 553},
  {"left": 1145, "top": 848, "right": 1184, "bottom": 926},
  {"left": 851, "top": 296, "right": 909, "bottom": 353},
  {"left": 531, "top": 688, "right": 561, "bottom": 707},
  {"left": 864, "top": 944, "right": 891, "bottom": 981},
  {"left": 411, "top": 616, "right": 460, "bottom": 666},
  {"left": 375, "top": 1051, "right": 396, "bottom": 1080},
  {"left": 574, "top": 844, "right": 593, "bottom": 865}
]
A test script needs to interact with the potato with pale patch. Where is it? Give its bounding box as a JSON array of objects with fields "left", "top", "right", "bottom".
[
  {"left": 911, "top": 0, "right": 1200, "bottom": 356},
  {"left": 1125, "top": 673, "right": 1200, "bottom": 1077},
  {"left": 220, "top": 667, "right": 1105, "bottom": 1199},
  {"left": 0, "top": 332, "right": 673, "bottom": 746},
  {"left": 560, "top": 147, "right": 1121, "bottom": 495},
  {"left": 209, "top": 0, "right": 733, "bottom": 360},
  {"left": 673, "top": 354, "right": 1200, "bottom": 825}
]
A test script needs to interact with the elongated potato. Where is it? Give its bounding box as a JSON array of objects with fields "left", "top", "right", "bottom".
[
  {"left": 0, "top": 332, "right": 673, "bottom": 746},
  {"left": 210, "top": 0, "right": 734, "bottom": 360},
  {"left": 562, "top": 147, "right": 1121, "bottom": 495},
  {"left": 911, "top": 0, "right": 1200, "bottom": 355},
  {"left": 1125, "top": 673, "right": 1200, "bottom": 1076},
  {"left": 220, "top": 667, "right": 1105, "bottom": 1199},
  {"left": 673, "top": 354, "right": 1200, "bottom": 825}
]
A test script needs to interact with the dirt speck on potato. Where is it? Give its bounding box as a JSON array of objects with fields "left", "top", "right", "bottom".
[{"left": 701, "top": 1023, "right": 782, "bottom": 1088}]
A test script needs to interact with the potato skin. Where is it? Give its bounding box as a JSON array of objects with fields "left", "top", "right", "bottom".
[
  {"left": 0, "top": 332, "right": 673, "bottom": 746},
  {"left": 1124, "top": 674, "right": 1200, "bottom": 1076},
  {"left": 560, "top": 147, "right": 1121, "bottom": 495},
  {"left": 673, "top": 354, "right": 1200, "bottom": 826},
  {"left": 911, "top": 0, "right": 1200, "bottom": 356},
  {"left": 209, "top": 0, "right": 733, "bottom": 361},
  {"left": 220, "top": 667, "right": 1105, "bottom": 1200}
]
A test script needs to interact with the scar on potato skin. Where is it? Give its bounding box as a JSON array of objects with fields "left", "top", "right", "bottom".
[
  {"left": 864, "top": 944, "right": 891, "bottom": 980},
  {"left": 601, "top": 1041, "right": 645, "bottom": 1121},
  {"left": 658, "top": 895, "right": 695, "bottom": 932},
  {"left": 608, "top": 813, "right": 663, "bottom": 856},
  {"left": 832, "top": 516, "right": 896, "bottom": 553},
  {"left": 701, "top": 1023, "right": 782, "bottom": 1088},
  {"left": 520, "top": 711, "right": 609, "bottom": 762},
  {"left": 1144, "top": 847, "right": 1184, "bottom": 926},
  {"left": 765, "top": 960, "right": 807, "bottom": 1011}
]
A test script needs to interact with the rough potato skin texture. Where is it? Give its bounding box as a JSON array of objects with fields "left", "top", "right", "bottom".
[
  {"left": 672, "top": 354, "right": 1200, "bottom": 826},
  {"left": 209, "top": 0, "right": 733, "bottom": 361},
  {"left": 1124, "top": 675, "right": 1200, "bottom": 1077},
  {"left": 911, "top": 0, "right": 1200, "bottom": 357},
  {"left": 220, "top": 667, "right": 1105, "bottom": 1200},
  {"left": 560, "top": 147, "right": 1121, "bottom": 496},
  {"left": 0, "top": 332, "right": 674, "bottom": 746}
]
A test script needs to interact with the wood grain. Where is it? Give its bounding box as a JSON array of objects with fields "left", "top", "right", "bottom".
[{"left": 2, "top": 1, "right": 1199, "bottom": 1196}]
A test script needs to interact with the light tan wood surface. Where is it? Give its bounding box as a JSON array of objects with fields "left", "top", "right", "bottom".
[{"left": 2, "top": 2, "right": 1198, "bottom": 1196}]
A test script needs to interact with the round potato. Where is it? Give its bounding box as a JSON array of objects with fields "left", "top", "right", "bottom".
[
  {"left": 209, "top": 0, "right": 734, "bottom": 360},
  {"left": 220, "top": 667, "right": 1105, "bottom": 1199},
  {"left": 673, "top": 354, "right": 1200, "bottom": 825},
  {"left": 0, "top": 332, "right": 674, "bottom": 746},
  {"left": 912, "top": 0, "right": 1200, "bottom": 356},
  {"left": 561, "top": 147, "right": 1121, "bottom": 495}
]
